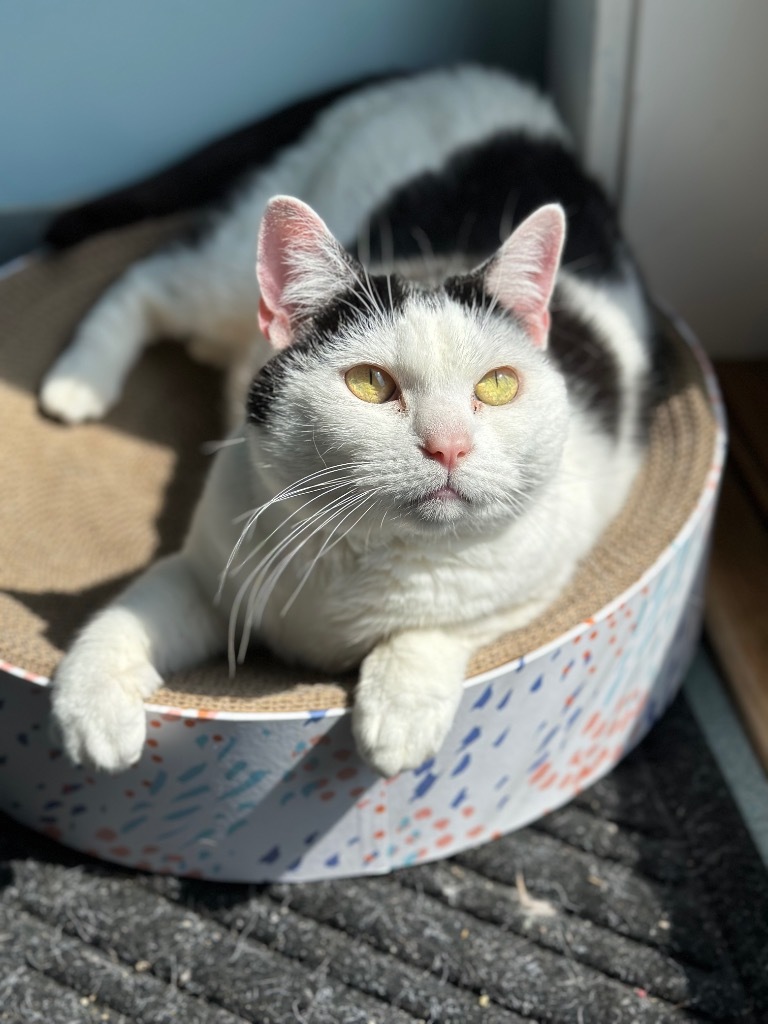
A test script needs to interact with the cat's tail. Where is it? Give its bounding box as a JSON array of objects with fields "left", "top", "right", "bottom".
[{"left": 39, "top": 242, "right": 255, "bottom": 424}]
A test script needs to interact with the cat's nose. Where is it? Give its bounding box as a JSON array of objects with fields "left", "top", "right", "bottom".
[{"left": 420, "top": 433, "right": 472, "bottom": 472}]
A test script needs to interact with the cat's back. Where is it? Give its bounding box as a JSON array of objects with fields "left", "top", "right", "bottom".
[
  {"left": 303, "top": 64, "right": 567, "bottom": 214},
  {"left": 215, "top": 66, "right": 568, "bottom": 255}
]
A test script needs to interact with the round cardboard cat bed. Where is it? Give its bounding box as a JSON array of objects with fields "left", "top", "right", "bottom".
[{"left": 0, "top": 220, "right": 725, "bottom": 882}]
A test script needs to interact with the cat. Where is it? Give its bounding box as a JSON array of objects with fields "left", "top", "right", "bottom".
[{"left": 41, "top": 65, "right": 656, "bottom": 778}]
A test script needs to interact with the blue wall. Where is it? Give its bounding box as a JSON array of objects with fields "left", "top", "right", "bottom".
[{"left": 0, "top": 0, "right": 549, "bottom": 258}]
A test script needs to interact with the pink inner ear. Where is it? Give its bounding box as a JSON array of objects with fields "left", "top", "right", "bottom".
[
  {"left": 257, "top": 296, "right": 293, "bottom": 350},
  {"left": 485, "top": 204, "right": 566, "bottom": 349},
  {"left": 256, "top": 196, "right": 336, "bottom": 350}
]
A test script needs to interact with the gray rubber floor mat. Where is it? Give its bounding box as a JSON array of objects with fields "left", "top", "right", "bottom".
[{"left": 1, "top": 694, "right": 766, "bottom": 1024}]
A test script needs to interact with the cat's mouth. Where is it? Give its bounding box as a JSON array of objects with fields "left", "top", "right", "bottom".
[
  {"left": 408, "top": 483, "right": 469, "bottom": 509},
  {"left": 422, "top": 485, "right": 464, "bottom": 502}
]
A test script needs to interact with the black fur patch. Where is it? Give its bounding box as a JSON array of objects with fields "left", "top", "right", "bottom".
[
  {"left": 310, "top": 272, "right": 410, "bottom": 341},
  {"left": 247, "top": 351, "right": 292, "bottom": 427},
  {"left": 443, "top": 270, "right": 492, "bottom": 313},
  {"left": 360, "top": 132, "right": 625, "bottom": 279},
  {"left": 247, "top": 273, "right": 410, "bottom": 427},
  {"left": 637, "top": 309, "right": 677, "bottom": 440},
  {"left": 547, "top": 296, "right": 621, "bottom": 436}
]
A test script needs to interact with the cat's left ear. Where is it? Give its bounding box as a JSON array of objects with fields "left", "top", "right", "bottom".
[
  {"left": 484, "top": 204, "right": 566, "bottom": 349},
  {"left": 257, "top": 196, "right": 357, "bottom": 349}
]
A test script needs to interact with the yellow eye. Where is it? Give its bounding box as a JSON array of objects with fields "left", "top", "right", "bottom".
[
  {"left": 345, "top": 364, "right": 397, "bottom": 404},
  {"left": 474, "top": 367, "right": 519, "bottom": 406}
]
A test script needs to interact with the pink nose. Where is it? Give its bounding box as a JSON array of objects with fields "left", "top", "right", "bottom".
[{"left": 420, "top": 433, "right": 472, "bottom": 472}]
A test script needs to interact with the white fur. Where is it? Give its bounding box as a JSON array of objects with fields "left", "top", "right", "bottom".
[{"left": 47, "top": 67, "right": 649, "bottom": 777}]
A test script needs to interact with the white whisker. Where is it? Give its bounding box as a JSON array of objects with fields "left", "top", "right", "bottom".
[
  {"left": 279, "top": 493, "right": 378, "bottom": 617},
  {"left": 410, "top": 226, "right": 435, "bottom": 264},
  {"left": 235, "top": 489, "right": 374, "bottom": 664},
  {"left": 230, "top": 461, "right": 360, "bottom": 524},
  {"left": 378, "top": 216, "right": 396, "bottom": 312},
  {"left": 201, "top": 435, "right": 245, "bottom": 455},
  {"left": 220, "top": 463, "right": 362, "bottom": 599},
  {"left": 227, "top": 484, "right": 363, "bottom": 618},
  {"left": 498, "top": 186, "right": 520, "bottom": 242},
  {"left": 228, "top": 478, "right": 362, "bottom": 578}
]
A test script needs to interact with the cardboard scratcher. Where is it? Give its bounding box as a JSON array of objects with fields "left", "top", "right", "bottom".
[{"left": 0, "top": 220, "right": 725, "bottom": 882}]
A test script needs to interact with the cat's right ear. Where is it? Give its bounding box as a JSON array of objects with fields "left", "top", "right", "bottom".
[
  {"left": 484, "top": 204, "right": 566, "bottom": 350},
  {"left": 257, "top": 196, "right": 356, "bottom": 349}
]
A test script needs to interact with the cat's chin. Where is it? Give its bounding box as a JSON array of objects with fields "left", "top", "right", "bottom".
[{"left": 401, "top": 487, "right": 476, "bottom": 531}]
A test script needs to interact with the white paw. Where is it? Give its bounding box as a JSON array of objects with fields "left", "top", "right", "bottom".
[
  {"left": 352, "top": 645, "right": 461, "bottom": 777},
  {"left": 51, "top": 655, "right": 160, "bottom": 772},
  {"left": 39, "top": 374, "right": 111, "bottom": 424}
]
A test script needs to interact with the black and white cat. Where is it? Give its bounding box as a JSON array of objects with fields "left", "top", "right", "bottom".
[{"left": 42, "top": 66, "right": 655, "bottom": 778}]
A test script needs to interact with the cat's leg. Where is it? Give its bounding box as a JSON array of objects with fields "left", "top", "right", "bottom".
[
  {"left": 39, "top": 244, "right": 254, "bottom": 424},
  {"left": 51, "top": 552, "right": 225, "bottom": 771},
  {"left": 352, "top": 598, "right": 554, "bottom": 777},
  {"left": 352, "top": 629, "right": 475, "bottom": 778}
]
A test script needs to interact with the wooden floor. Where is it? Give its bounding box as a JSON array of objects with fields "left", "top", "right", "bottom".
[{"left": 705, "top": 361, "right": 768, "bottom": 771}]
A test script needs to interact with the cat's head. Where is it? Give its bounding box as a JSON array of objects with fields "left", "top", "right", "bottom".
[{"left": 247, "top": 196, "right": 569, "bottom": 539}]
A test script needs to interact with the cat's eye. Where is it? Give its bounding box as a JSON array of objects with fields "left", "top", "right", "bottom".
[
  {"left": 345, "top": 364, "right": 397, "bottom": 404},
  {"left": 474, "top": 367, "right": 519, "bottom": 406}
]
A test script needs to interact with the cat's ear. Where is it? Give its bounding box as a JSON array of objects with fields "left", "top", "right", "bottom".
[
  {"left": 484, "top": 204, "right": 566, "bottom": 349},
  {"left": 257, "top": 196, "right": 356, "bottom": 349}
]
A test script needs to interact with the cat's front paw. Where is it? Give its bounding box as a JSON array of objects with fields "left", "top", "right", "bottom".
[
  {"left": 39, "top": 374, "right": 111, "bottom": 424},
  {"left": 51, "top": 655, "right": 159, "bottom": 772},
  {"left": 352, "top": 641, "right": 462, "bottom": 777}
]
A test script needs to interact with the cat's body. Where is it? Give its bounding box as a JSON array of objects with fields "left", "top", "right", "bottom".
[{"left": 43, "top": 67, "right": 656, "bottom": 777}]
